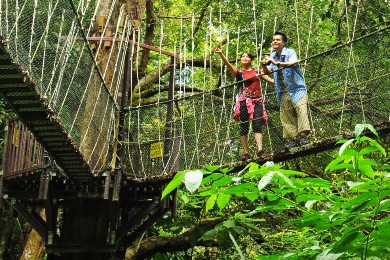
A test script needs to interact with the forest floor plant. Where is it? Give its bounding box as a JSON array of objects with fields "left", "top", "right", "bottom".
[{"left": 162, "top": 124, "right": 390, "bottom": 259}]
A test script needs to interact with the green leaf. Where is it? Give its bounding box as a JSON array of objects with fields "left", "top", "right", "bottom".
[
  {"left": 220, "top": 167, "right": 235, "bottom": 174},
  {"left": 349, "top": 178, "right": 381, "bottom": 191},
  {"left": 296, "top": 194, "right": 326, "bottom": 202},
  {"left": 244, "top": 192, "right": 259, "bottom": 202},
  {"left": 212, "top": 176, "right": 233, "bottom": 188},
  {"left": 345, "top": 192, "right": 378, "bottom": 210},
  {"left": 275, "top": 171, "right": 295, "bottom": 187},
  {"left": 339, "top": 139, "right": 355, "bottom": 156},
  {"left": 243, "top": 168, "right": 269, "bottom": 179},
  {"left": 358, "top": 164, "right": 375, "bottom": 179},
  {"left": 359, "top": 146, "right": 380, "bottom": 156},
  {"left": 223, "top": 220, "right": 236, "bottom": 228},
  {"left": 205, "top": 194, "right": 217, "bottom": 212},
  {"left": 161, "top": 171, "right": 185, "bottom": 199},
  {"left": 217, "top": 193, "right": 231, "bottom": 210},
  {"left": 277, "top": 169, "right": 306, "bottom": 177},
  {"left": 325, "top": 156, "right": 348, "bottom": 173},
  {"left": 331, "top": 229, "right": 365, "bottom": 252},
  {"left": 327, "top": 163, "right": 356, "bottom": 173},
  {"left": 249, "top": 162, "right": 259, "bottom": 171},
  {"left": 224, "top": 183, "right": 258, "bottom": 195},
  {"left": 316, "top": 249, "right": 344, "bottom": 260},
  {"left": 365, "top": 123, "right": 378, "bottom": 137},
  {"left": 201, "top": 173, "right": 223, "bottom": 185},
  {"left": 205, "top": 165, "right": 220, "bottom": 172},
  {"left": 377, "top": 199, "right": 390, "bottom": 213},
  {"left": 202, "top": 228, "right": 217, "bottom": 241},
  {"left": 258, "top": 171, "right": 275, "bottom": 191},
  {"left": 340, "top": 148, "right": 358, "bottom": 157},
  {"left": 360, "top": 136, "right": 386, "bottom": 157}
]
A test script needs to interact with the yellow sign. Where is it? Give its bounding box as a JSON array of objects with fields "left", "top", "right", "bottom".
[
  {"left": 12, "top": 128, "right": 19, "bottom": 147},
  {"left": 150, "top": 141, "right": 164, "bottom": 159}
]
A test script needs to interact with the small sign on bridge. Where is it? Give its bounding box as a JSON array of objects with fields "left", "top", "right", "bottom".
[{"left": 150, "top": 141, "right": 164, "bottom": 159}]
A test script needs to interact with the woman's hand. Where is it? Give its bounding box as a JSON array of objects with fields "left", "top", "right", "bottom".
[{"left": 214, "top": 46, "right": 223, "bottom": 55}]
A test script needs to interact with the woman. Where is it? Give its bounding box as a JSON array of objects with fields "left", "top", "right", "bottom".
[{"left": 214, "top": 47, "right": 274, "bottom": 161}]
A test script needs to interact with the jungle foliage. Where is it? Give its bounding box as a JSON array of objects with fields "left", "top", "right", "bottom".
[{"left": 158, "top": 124, "right": 390, "bottom": 259}]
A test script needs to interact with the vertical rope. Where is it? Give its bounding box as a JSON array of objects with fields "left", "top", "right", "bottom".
[
  {"left": 251, "top": 0, "right": 259, "bottom": 69},
  {"left": 294, "top": 0, "right": 301, "bottom": 58},
  {"left": 126, "top": 27, "right": 138, "bottom": 176},
  {"left": 303, "top": 5, "right": 316, "bottom": 139},
  {"left": 28, "top": 0, "right": 38, "bottom": 71},
  {"left": 157, "top": 20, "right": 165, "bottom": 170},
  {"left": 135, "top": 28, "right": 147, "bottom": 176},
  {"left": 302, "top": 6, "right": 314, "bottom": 76},
  {"left": 260, "top": 20, "right": 274, "bottom": 154}
]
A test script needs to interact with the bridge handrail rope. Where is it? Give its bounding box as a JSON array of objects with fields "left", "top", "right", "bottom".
[
  {"left": 125, "top": 23, "right": 390, "bottom": 112},
  {"left": 123, "top": 8, "right": 389, "bottom": 177}
]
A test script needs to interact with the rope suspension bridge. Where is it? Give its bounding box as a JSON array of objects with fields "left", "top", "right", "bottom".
[{"left": 0, "top": 0, "right": 389, "bottom": 256}]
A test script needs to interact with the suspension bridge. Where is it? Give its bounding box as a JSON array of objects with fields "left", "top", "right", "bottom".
[{"left": 0, "top": 0, "right": 389, "bottom": 257}]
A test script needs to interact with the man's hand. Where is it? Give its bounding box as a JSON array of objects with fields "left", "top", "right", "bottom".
[{"left": 262, "top": 58, "right": 275, "bottom": 66}]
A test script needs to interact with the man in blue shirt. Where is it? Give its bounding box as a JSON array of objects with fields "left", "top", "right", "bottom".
[{"left": 262, "top": 31, "right": 311, "bottom": 149}]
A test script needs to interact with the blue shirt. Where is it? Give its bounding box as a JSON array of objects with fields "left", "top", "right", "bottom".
[{"left": 268, "top": 47, "right": 307, "bottom": 105}]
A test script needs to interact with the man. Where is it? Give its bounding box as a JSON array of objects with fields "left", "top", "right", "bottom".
[{"left": 262, "top": 31, "right": 311, "bottom": 149}]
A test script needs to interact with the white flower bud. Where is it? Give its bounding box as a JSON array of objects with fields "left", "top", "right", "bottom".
[{"left": 183, "top": 170, "right": 203, "bottom": 193}]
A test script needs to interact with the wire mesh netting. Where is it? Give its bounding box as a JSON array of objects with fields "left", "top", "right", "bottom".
[
  {"left": 0, "top": 0, "right": 117, "bottom": 174},
  {"left": 123, "top": 26, "right": 390, "bottom": 178}
]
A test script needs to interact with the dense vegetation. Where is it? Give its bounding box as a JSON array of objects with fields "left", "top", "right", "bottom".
[{"left": 153, "top": 124, "right": 390, "bottom": 259}]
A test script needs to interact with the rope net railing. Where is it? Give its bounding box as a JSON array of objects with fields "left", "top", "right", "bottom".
[
  {"left": 0, "top": 0, "right": 119, "bottom": 174},
  {"left": 123, "top": 26, "right": 390, "bottom": 178}
]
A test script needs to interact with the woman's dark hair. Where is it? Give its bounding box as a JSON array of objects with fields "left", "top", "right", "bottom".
[
  {"left": 241, "top": 52, "right": 254, "bottom": 60},
  {"left": 274, "top": 31, "right": 288, "bottom": 43}
]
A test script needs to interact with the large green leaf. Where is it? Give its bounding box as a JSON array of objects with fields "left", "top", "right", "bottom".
[
  {"left": 161, "top": 171, "right": 186, "bottom": 199},
  {"left": 360, "top": 136, "right": 386, "bottom": 156},
  {"left": 344, "top": 192, "right": 378, "bottom": 211},
  {"left": 201, "top": 173, "right": 223, "bottom": 185},
  {"left": 244, "top": 192, "right": 259, "bottom": 202},
  {"left": 212, "top": 176, "right": 233, "bottom": 188},
  {"left": 202, "top": 228, "right": 217, "bottom": 241},
  {"left": 223, "top": 220, "right": 236, "bottom": 228},
  {"left": 217, "top": 193, "right": 231, "bottom": 210},
  {"left": 331, "top": 228, "right": 365, "bottom": 253},
  {"left": 205, "top": 194, "right": 217, "bottom": 212},
  {"left": 224, "top": 183, "right": 258, "bottom": 195},
  {"left": 359, "top": 145, "right": 380, "bottom": 156},
  {"left": 296, "top": 194, "right": 326, "bottom": 202}
]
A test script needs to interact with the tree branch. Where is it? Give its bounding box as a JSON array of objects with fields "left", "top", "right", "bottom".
[
  {"left": 138, "top": 0, "right": 156, "bottom": 75},
  {"left": 124, "top": 218, "right": 222, "bottom": 260}
]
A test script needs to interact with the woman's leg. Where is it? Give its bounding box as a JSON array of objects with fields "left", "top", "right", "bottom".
[
  {"left": 239, "top": 100, "right": 250, "bottom": 156},
  {"left": 252, "top": 101, "right": 263, "bottom": 152}
]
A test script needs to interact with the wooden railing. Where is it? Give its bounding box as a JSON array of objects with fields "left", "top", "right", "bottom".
[{"left": 2, "top": 120, "right": 44, "bottom": 178}]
